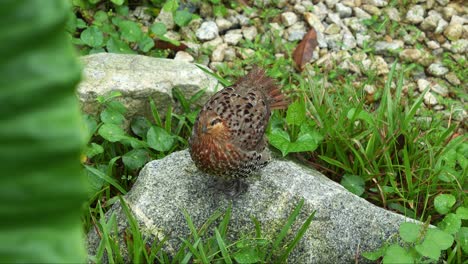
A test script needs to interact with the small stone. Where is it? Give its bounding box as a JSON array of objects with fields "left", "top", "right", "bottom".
[
  {"left": 327, "top": 13, "right": 344, "bottom": 27},
  {"left": 444, "top": 23, "right": 463, "bottom": 40},
  {"left": 384, "top": 7, "right": 401, "bottom": 22},
  {"left": 236, "top": 14, "right": 250, "bottom": 26},
  {"left": 304, "top": 12, "right": 325, "bottom": 32},
  {"left": 281, "top": 12, "right": 298, "bottom": 27},
  {"left": 276, "top": 0, "right": 288, "bottom": 8},
  {"left": 417, "top": 79, "right": 431, "bottom": 92},
  {"left": 427, "top": 63, "right": 449, "bottom": 76},
  {"left": 372, "top": 56, "right": 389, "bottom": 75},
  {"left": 196, "top": 21, "right": 219, "bottom": 41},
  {"left": 174, "top": 51, "right": 194, "bottom": 63},
  {"left": 336, "top": 3, "right": 353, "bottom": 18},
  {"left": 361, "top": 5, "right": 381, "bottom": 16},
  {"left": 436, "top": 0, "right": 449, "bottom": 5},
  {"left": 211, "top": 43, "right": 227, "bottom": 62},
  {"left": 325, "top": 24, "right": 341, "bottom": 35},
  {"left": 199, "top": 2, "right": 212, "bottom": 18},
  {"left": 164, "top": 31, "right": 180, "bottom": 41},
  {"left": 285, "top": 22, "right": 307, "bottom": 41},
  {"left": 431, "top": 83, "right": 448, "bottom": 96},
  {"left": 215, "top": 17, "right": 233, "bottom": 32},
  {"left": 356, "top": 33, "right": 371, "bottom": 47},
  {"left": 313, "top": 2, "right": 330, "bottom": 21},
  {"left": 342, "top": 0, "right": 357, "bottom": 7},
  {"left": 269, "top": 23, "right": 284, "bottom": 36},
  {"left": 325, "top": 0, "right": 339, "bottom": 8},
  {"left": 406, "top": 5, "right": 425, "bottom": 24},
  {"left": 450, "top": 39, "right": 468, "bottom": 53},
  {"left": 155, "top": 10, "right": 175, "bottom": 30},
  {"left": 325, "top": 34, "right": 343, "bottom": 51},
  {"left": 181, "top": 41, "right": 200, "bottom": 54},
  {"left": 362, "top": 0, "right": 387, "bottom": 7},
  {"left": 445, "top": 72, "right": 461, "bottom": 85},
  {"left": 342, "top": 29, "right": 357, "bottom": 49},
  {"left": 426, "top": 41, "right": 440, "bottom": 49},
  {"left": 424, "top": 92, "right": 438, "bottom": 106},
  {"left": 316, "top": 30, "right": 328, "bottom": 48},
  {"left": 442, "top": 7, "right": 457, "bottom": 21},
  {"left": 450, "top": 15, "right": 466, "bottom": 25},
  {"left": 399, "top": 49, "right": 422, "bottom": 62},
  {"left": 242, "top": 26, "right": 258, "bottom": 41},
  {"left": 224, "top": 29, "right": 243, "bottom": 45},
  {"left": 435, "top": 19, "right": 449, "bottom": 34},
  {"left": 209, "top": 62, "right": 223, "bottom": 70},
  {"left": 420, "top": 13, "right": 442, "bottom": 31},
  {"left": 238, "top": 48, "right": 255, "bottom": 59},
  {"left": 201, "top": 36, "right": 223, "bottom": 50},
  {"left": 224, "top": 47, "right": 237, "bottom": 61},
  {"left": 293, "top": 4, "right": 306, "bottom": 14},
  {"left": 132, "top": 7, "right": 152, "bottom": 25},
  {"left": 344, "top": 17, "right": 366, "bottom": 33},
  {"left": 364, "top": 84, "right": 376, "bottom": 94},
  {"left": 353, "top": 7, "right": 372, "bottom": 19},
  {"left": 374, "top": 40, "right": 404, "bottom": 55}
]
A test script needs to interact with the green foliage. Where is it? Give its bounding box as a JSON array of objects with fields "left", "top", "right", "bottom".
[
  {"left": 70, "top": 0, "right": 195, "bottom": 55},
  {"left": 90, "top": 198, "right": 315, "bottom": 263},
  {"left": 0, "top": 0, "right": 87, "bottom": 262}
]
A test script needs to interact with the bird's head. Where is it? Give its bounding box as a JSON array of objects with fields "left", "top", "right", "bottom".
[{"left": 197, "top": 110, "right": 227, "bottom": 137}]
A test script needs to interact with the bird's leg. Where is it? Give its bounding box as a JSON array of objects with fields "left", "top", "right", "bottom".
[{"left": 223, "top": 178, "right": 248, "bottom": 197}]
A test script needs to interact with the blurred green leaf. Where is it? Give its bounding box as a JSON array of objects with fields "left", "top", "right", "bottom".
[
  {"left": 438, "top": 213, "right": 461, "bottom": 235},
  {"left": 340, "top": 174, "right": 365, "bottom": 196},
  {"left": 415, "top": 228, "right": 453, "bottom": 260},
  {"left": 434, "top": 194, "right": 456, "bottom": 215},
  {"left": 399, "top": 222, "right": 421, "bottom": 243},
  {"left": 85, "top": 143, "right": 104, "bottom": 159},
  {"left": 111, "top": 0, "right": 124, "bottom": 5},
  {"left": 131, "top": 116, "right": 151, "bottom": 139},
  {"left": 0, "top": 1, "right": 87, "bottom": 262},
  {"left": 147, "top": 126, "right": 174, "bottom": 152},
  {"left": 286, "top": 101, "right": 306, "bottom": 126},
  {"left": 233, "top": 247, "right": 261, "bottom": 264},
  {"left": 100, "top": 108, "right": 125, "bottom": 125},
  {"left": 122, "top": 149, "right": 149, "bottom": 170},
  {"left": 459, "top": 227, "right": 468, "bottom": 254},
  {"left": 456, "top": 207, "right": 468, "bottom": 219},
  {"left": 162, "top": 0, "right": 178, "bottom": 12},
  {"left": 382, "top": 245, "right": 413, "bottom": 264},
  {"left": 107, "top": 37, "right": 135, "bottom": 54},
  {"left": 80, "top": 26, "right": 104, "bottom": 47},
  {"left": 139, "top": 35, "right": 155, "bottom": 52},
  {"left": 151, "top": 22, "right": 167, "bottom": 36},
  {"left": 119, "top": 20, "right": 143, "bottom": 42},
  {"left": 174, "top": 9, "right": 193, "bottom": 27},
  {"left": 98, "top": 123, "right": 127, "bottom": 142}
]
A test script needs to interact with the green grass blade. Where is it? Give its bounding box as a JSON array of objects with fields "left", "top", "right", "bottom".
[
  {"left": 279, "top": 211, "right": 315, "bottom": 262},
  {"left": 272, "top": 199, "right": 304, "bottom": 251},
  {"left": 215, "top": 228, "right": 233, "bottom": 264},
  {"left": 149, "top": 97, "right": 163, "bottom": 127},
  {"left": 172, "top": 87, "right": 190, "bottom": 113},
  {"left": 165, "top": 105, "right": 173, "bottom": 133},
  {"left": 218, "top": 205, "right": 232, "bottom": 237},
  {"left": 195, "top": 64, "right": 231, "bottom": 86},
  {"left": 251, "top": 216, "right": 262, "bottom": 239},
  {"left": 182, "top": 209, "right": 200, "bottom": 241},
  {"left": 180, "top": 237, "right": 201, "bottom": 262},
  {"left": 119, "top": 196, "right": 143, "bottom": 264},
  {"left": 84, "top": 165, "right": 127, "bottom": 194}
]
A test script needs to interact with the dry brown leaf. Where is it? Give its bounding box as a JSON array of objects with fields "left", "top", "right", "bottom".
[
  {"left": 292, "top": 28, "right": 318, "bottom": 72},
  {"left": 154, "top": 39, "right": 188, "bottom": 53}
]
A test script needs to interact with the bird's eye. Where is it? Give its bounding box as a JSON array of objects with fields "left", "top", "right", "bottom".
[{"left": 210, "top": 118, "right": 222, "bottom": 126}]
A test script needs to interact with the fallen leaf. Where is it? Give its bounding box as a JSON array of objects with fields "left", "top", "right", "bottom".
[
  {"left": 154, "top": 39, "right": 188, "bottom": 52},
  {"left": 292, "top": 27, "right": 318, "bottom": 71}
]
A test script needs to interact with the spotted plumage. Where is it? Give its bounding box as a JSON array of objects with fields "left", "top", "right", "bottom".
[{"left": 189, "top": 67, "right": 289, "bottom": 180}]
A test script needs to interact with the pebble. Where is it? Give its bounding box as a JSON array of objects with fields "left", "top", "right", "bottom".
[
  {"left": 435, "top": 19, "right": 448, "bottom": 34},
  {"left": 281, "top": 12, "right": 298, "bottom": 27},
  {"left": 449, "top": 39, "right": 467, "bottom": 53},
  {"left": 406, "top": 5, "right": 425, "bottom": 24},
  {"left": 374, "top": 40, "right": 404, "bottom": 55},
  {"left": 211, "top": 43, "right": 227, "bottom": 62},
  {"left": 325, "top": 24, "right": 341, "bottom": 35},
  {"left": 285, "top": 22, "right": 307, "bottom": 41},
  {"left": 364, "top": 84, "right": 376, "bottom": 94},
  {"left": 304, "top": 12, "right": 325, "bottom": 32},
  {"left": 201, "top": 36, "right": 223, "bottom": 50},
  {"left": 420, "top": 13, "right": 442, "bottom": 31},
  {"left": 242, "top": 26, "right": 258, "bottom": 41},
  {"left": 215, "top": 18, "right": 233, "bottom": 32},
  {"left": 224, "top": 29, "right": 243, "bottom": 45},
  {"left": 356, "top": 33, "right": 371, "bottom": 47},
  {"left": 196, "top": 21, "right": 219, "bottom": 41},
  {"left": 224, "top": 47, "right": 237, "bottom": 61},
  {"left": 342, "top": 29, "right": 357, "bottom": 49},
  {"left": 238, "top": 48, "right": 255, "bottom": 59},
  {"left": 313, "top": 2, "right": 329, "bottom": 21},
  {"left": 336, "top": 3, "right": 353, "bottom": 18},
  {"left": 353, "top": 7, "right": 372, "bottom": 19},
  {"left": 384, "top": 7, "right": 401, "bottom": 21},
  {"left": 363, "top": 0, "right": 388, "bottom": 7},
  {"left": 362, "top": 5, "right": 381, "bottom": 16},
  {"left": 325, "top": 0, "right": 339, "bottom": 8},
  {"left": 445, "top": 72, "right": 461, "bottom": 86},
  {"left": 424, "top": 92, "right": 438, "bottom": 106},
  {"left": 444, "top": 23, "right": 463, "bottom": 41},
  {"left": 325, "top": 34, "right": 343, "bottom": 50},
  {"left": 417, "top": 79, "right": 431, "bottom": 92},
  {"left": 426, "top": 41, "right": 440, "bottom": 49},
  {"left": 372, "top": 56, "right": 389, "bottom": 75},
  {"left": 344, "top": 17, "right": 366, "bottom": 33},
  {"left": 155, "top": 10, "right": 175, "bottom": 30},
  {"left": 427, "top": 63, "right": 449, "bottom": 77},
  {"left": 431, "top": 83, "right": 448, "bottom": 96},
  {"left": 399, "top": 49, "right": 422, "bottom": 62},
  {"left": 174, "top": 51, "right": 194, "bottom": 63}
]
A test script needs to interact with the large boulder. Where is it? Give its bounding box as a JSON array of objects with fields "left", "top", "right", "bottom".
[
  {"left": 77, "top": 53, "right": 220, "bottom": 120},
  {"left": 87, "top": 150, "right": 418, "bottom": 263}
]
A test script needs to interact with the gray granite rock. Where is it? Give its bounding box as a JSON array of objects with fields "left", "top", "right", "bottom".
[
  {"left": 242, "top": 26, "right": 258, "bottom": 41},
  {"left": 406, "top": 5, "right": 425, "bottom": 24},
  {"left": 285, "top": 22, "right": 307, "bottom": 41},
  {"left": 336, "top": 3, "right": 352, "bottom": 18},
  {"left": 281, "top": 12, "right": 298, "bottom": 27},
  {"left": 427, "top": 63, "right": 449, "bottom": 76},
  {"left": 87, "top": 150, "right": 420, "bottom": 263},
  {"left": 374, "top": 40, "right": 404, "bottom": 55},
  {"left": 224, "top": 29, "right": 243, "bottom": 45},
  {"left": 196, "top": 21, "right": 219, "bottom": 41},
  {"left": 77, "top": 54, "right": 219, "bottom": 120}
]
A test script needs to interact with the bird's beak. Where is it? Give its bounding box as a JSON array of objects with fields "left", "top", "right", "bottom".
[{"left": 202, "top": 125, "right": 207, "bottom": 134}]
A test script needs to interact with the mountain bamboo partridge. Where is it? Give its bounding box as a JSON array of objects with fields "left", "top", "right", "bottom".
[{"left": 189, "top": 67, "right": 289, "bottom": 182}]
